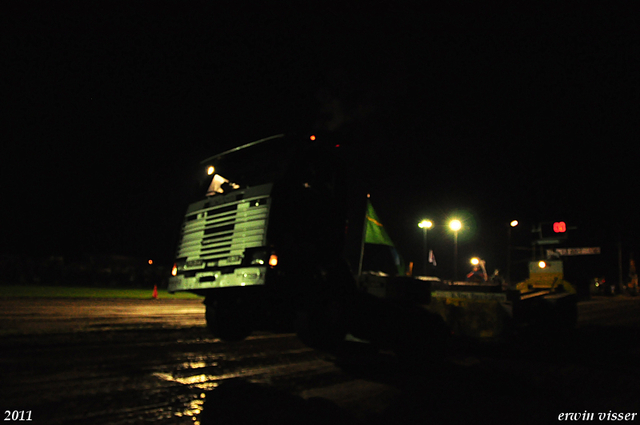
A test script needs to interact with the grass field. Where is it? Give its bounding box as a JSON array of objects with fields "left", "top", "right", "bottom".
[{"left": 0, "top": 285, "right": 202, "bottom": 299}]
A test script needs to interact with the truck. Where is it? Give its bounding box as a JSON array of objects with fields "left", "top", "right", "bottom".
[{"left": 169, "top": 133, "right": 449, "bottom": 358}]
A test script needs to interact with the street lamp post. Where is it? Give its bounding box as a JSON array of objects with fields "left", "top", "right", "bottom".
[
  {"left": 449, "top": 219, "right": 462, "bottom": 281},
  {"left": 507, "top": 220, "right": 518, "bottom": 285},
  {"left": 418, "top": 220, "right": 433, "bottom": 276}
]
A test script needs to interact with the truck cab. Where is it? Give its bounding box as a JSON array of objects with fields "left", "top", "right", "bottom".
[{"left": 169, "top": 134, "right": 358, "bottom": 341}]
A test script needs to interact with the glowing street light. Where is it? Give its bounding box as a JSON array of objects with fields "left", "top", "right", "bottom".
[
  {"left": 469, "top": 257, "right": 488, "bottom": 281},
  {"left": 449, "top": 219, "right": 462, "bottom": 280},
  {"left": 418, "top": 220, "right": 433, "bottom": 229},
  {"left": 418, "top": 220, "right": 433, "bottom": 275}
]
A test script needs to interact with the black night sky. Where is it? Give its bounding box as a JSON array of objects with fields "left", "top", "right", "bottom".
[{"left": 3, "top": 4, "right": 639, "bottom": 282}]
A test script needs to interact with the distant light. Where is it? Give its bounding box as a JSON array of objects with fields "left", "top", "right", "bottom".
[
  {"left": 510, "top": 220, "right": 519, "bottom": 227},
  {"left": 268, "top": 254, "right": 278, "bottom": 267},
  {"left": 470, "top": 257, "right": 480, "bottom": 265},
  {"left": 449, "top": 219, "right": 462, "bottom": 231},
  {"left": 335, "top": 144, "right": 340, "bottom": 148},
  {"left": 538, "top": 261, "right": 547, "bottom": 269},
  {"left": 418, "top": 220, "right": 433, "bottom": 229},
  {"left": 148, "top": 259, "right": 153, "bottom": 265},
  {"left": 309, "top": 135, "right": 316, "bottom": 141},
  {"left": 207, "top": 166, "right": 215, "bottom": 175}
]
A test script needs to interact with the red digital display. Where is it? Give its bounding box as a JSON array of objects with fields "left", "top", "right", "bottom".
[{"left": 553, "top": 221, "right": 567, "bottom": 233}]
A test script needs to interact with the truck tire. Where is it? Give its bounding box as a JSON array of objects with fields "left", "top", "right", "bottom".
[{"left": 205, "top": 301, "right": 253, "bottom": 342}]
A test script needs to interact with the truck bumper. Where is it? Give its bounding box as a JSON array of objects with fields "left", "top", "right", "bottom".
[{"left": 168, "top": 266, "right": 267, "bottom": 292}]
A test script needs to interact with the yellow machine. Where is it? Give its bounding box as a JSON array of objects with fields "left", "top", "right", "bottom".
[{"left": 516, "top": 260, "right": 576, "bottom": 295}]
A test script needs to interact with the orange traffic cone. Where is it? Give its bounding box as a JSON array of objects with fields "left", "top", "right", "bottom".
[{"left": 152, "top": 285, "right": 158, "bottom": 299}]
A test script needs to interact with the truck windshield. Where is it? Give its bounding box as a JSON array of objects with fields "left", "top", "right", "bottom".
[{"left": 201, "top": 135, "right": 293, "bottom": 197}]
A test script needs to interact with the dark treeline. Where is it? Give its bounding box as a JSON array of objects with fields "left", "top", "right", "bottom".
[{"left": 0, "top": 254, "right": 170, "bottom": 289}]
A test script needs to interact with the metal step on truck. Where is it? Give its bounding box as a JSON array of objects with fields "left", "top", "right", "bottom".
[
  {"left": 426, "top": 258, "right": 578, "bottom": 340},
  {"left": 168, "top": 133, "right": 449, "bottom": 361}
]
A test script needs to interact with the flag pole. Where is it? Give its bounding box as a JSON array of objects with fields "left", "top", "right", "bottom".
[{"left": 357, "top": 195, "right": 370, "bottom": 283}]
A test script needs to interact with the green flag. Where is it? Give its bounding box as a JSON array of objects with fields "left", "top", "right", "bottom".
[{"left": 364, "top": 201, "right": 394, "bottom": 246}]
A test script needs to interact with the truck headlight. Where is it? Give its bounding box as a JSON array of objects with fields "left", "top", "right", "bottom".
[
  {"left": 248, "top": 250, "right": 277, "bottom": 267},
  {"left": 249, "top": 250, "right": 268, "bottom": 265}
]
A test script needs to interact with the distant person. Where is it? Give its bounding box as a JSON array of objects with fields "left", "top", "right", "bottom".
[{"left": 466, "top": 266, "right": 486, "bottom": 282}]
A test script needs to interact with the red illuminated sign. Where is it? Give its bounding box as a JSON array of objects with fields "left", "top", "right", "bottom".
[{"left": 553, "top": 221, "right": 567, "bottom": 233}]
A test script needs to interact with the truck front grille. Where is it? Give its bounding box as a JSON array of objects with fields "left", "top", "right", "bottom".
[{"left": 176, "top": 196, "right": 270, "bottom": 262}]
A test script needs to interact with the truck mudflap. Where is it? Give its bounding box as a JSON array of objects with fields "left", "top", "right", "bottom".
[
  {"left": 294, "top": 264, "right": 449, "bottom": 362},
  {"left": 341, "top": 290, "right": 450, "bottom": 363},
  {"left": 427, "top": 283, "right": 578, "bottom": 339}
]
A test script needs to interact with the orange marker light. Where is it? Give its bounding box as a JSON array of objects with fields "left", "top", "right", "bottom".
[
  {"left": 309, "top": 135, "right": 316, "bottom": 141},
  {"left": 268, "top": 254, "right": 278, "bottom": 267},
  {"left": 171, "top": 263, "right": 178, "bottom": 276}
]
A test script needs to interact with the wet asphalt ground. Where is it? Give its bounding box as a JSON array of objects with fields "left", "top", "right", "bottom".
[{"left": 1, "top": 296, "right": 639, "bottom": 424}]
